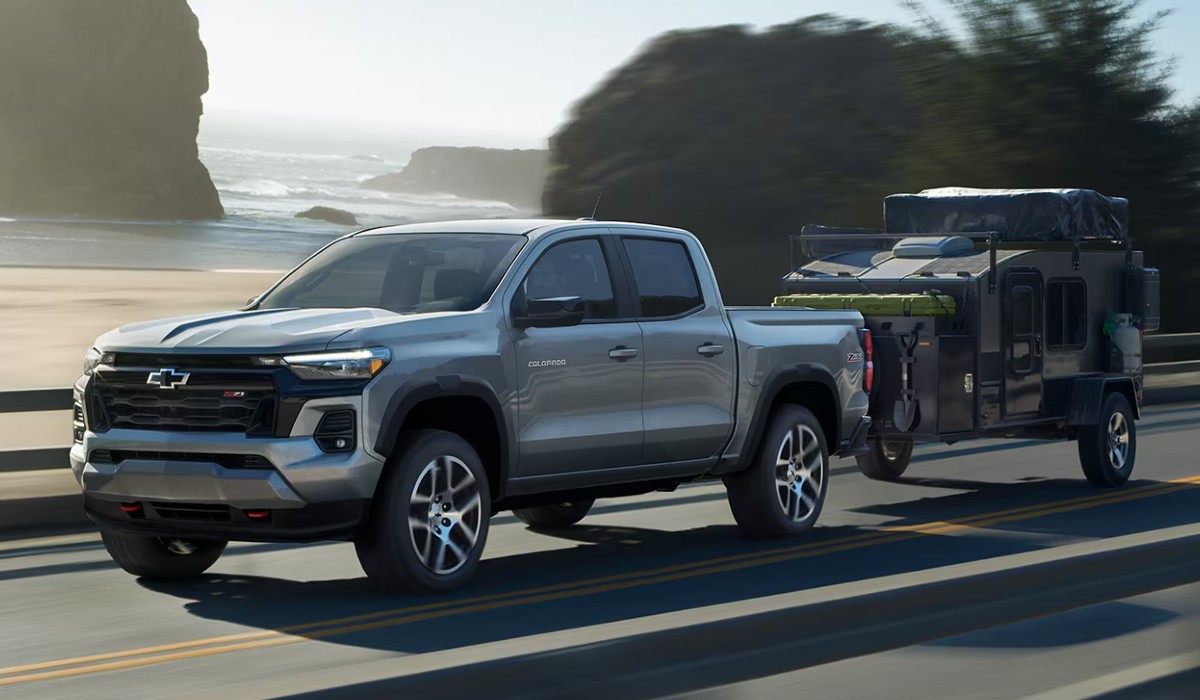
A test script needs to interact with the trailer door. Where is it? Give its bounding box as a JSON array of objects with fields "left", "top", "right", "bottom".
[{"left": 1003, "top": 269, "right": 1044, "bottom": 419}]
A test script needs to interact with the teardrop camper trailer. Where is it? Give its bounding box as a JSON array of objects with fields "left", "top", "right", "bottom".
[{"left": 780, "top": 188, "right": 1159, "bottom": 487}]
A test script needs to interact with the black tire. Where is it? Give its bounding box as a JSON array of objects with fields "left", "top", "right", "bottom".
[
  {"left": 725, "top": 404, "right": 829, "bottom": 539},
  {"left": 100, "top": 530, "right": 226, "bottom": 579},
  {"left": 356, "top": 429, "right": 491, "bottom": 594},
  {"left": 1078, "top": 392, "right": 1137, "bottom": 488},
  {"left": 855, "top": 438, "right": 913, "bottom": 481},
  {"left": 512, "top": 499, "right": 595, "bottom": 529}
]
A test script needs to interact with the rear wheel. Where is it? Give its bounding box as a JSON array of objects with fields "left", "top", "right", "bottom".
[
  {"left": 356, "top": 430, "right": 491, "bottom": 594},
  {"left": 1078, "top": 392, "right": 1136, "bottom": 488},
  {"left": 855, "top": 438, "right": 913, "bottom": 481},
  {"left": 100, "top": 530, "right": 226, "bottom": 579},
  {"left": 725, "top": 404, "right": 829, "bottom": 539},
  {"left": 513, "top": 499, "right": 595, "bottom": 529}
]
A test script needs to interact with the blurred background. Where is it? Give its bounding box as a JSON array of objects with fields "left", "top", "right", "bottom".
[
  {"left": 3, "top": 0, "right": 1200, "bottom": 388},
  {"left": 1, "top": 2, "right": 1199, "bottom": 698}
]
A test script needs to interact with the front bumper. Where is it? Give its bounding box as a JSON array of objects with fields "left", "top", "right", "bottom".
[
  {"left": 83, "top": 495, "right": 371, "bottom": 542},
  {"left": 71, "top": 395, "right": 386, "bottom": 541}
]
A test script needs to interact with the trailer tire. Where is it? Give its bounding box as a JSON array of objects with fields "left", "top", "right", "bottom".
[
  {"left": 856, "top": 439, "right": 913, "bottom": 481},
  {"left": 1078, "top": 392, "right": 1136, "bottom": 488},
  {"left": 512, "top": 499, "right": 595, "bottom": 529},
  {"left": 725, "top": 404, "right": 828, "bottom": 539}
]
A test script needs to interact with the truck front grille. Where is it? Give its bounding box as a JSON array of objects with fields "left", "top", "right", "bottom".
[
  {"left": 148, "top": 502, "right": 233, "bottom": 522},
  {"left": 89, "top": 367, "right": 275, "bottom": 434},
  {"left": 90, "top": 450, "right": 273, "bottom": 470}
]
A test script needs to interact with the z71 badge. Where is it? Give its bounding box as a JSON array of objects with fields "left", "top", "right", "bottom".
[{"left": 846, "top": 351, "right": 864, "bottom": 363}]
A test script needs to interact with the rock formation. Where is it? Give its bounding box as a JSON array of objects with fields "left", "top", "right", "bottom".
[
  {"left": 542, "top": 18, "right": 915, "bottom": 305},
  {"left": 0, "top": 0, "right": 223, "bottom": 220},
  {"left": 296, "top": 206, "right": 357, "bottom": 225},
  {"left": 362, "top": 147, "right": 548, "bottom": 210}
]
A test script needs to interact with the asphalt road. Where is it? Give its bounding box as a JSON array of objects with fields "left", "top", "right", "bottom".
[{"left": 1, "top": 402, "right": 1198, "bottom": 699}]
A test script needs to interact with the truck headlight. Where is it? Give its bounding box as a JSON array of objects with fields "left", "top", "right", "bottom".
[
  {"left": 83, "top": 348, "right": 113, "bottom": 374},
  {"left": 279, "top": 348, "right": 390, "bottom": 381}
]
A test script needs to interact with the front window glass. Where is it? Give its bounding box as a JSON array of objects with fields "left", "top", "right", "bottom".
[
  {"left": 521, "top": 238, "right": 618, "bottom": 319},
  {"left": 259, "top": 233, "right": 524, "bottom": 313}
]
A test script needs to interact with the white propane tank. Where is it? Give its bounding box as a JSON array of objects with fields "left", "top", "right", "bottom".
[{"left": 1109, "top": 313, "right": 1143, "bottom": 374}]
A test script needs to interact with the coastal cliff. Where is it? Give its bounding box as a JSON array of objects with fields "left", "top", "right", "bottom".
[
  {"left": 0, "top": 0, "right": 223, "bottom": 220},
  {"left": 362, "top": 147, "right": 549, "bottom": 210},
  {"left": 542, "top": 18, "right": 914, "bottom": 305}
]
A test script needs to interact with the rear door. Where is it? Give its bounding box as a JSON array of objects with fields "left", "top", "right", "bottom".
[
  {"left": 1002, "top": 269, "right": 1044, "bottom": 419},
  {"left": 615, "top": 233, "right": 736, "bottom": 463},
  {"left": 511, "top": 235, "right": 645, "bottom": 476}
]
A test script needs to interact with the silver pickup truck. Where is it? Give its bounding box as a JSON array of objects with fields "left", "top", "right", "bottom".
[{"left": 72, "top": 219, "right": 871, "bottom": 593}]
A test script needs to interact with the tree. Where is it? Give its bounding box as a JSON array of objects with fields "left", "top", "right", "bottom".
[{"left": 903, "top": 0, "right": 1200, "bottom": 329}]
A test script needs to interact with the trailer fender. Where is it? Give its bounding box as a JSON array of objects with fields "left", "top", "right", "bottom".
[{"left": 1066, "top": 377, "right": 1141, "bottom": 426}]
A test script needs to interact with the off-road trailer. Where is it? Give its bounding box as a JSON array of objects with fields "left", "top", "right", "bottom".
[{"left": 778, "top": 188, "right": 1160, "bottom": 486}]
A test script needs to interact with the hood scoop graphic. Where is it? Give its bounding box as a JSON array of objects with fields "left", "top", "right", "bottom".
[{"left": 159, "top": 308, "right": 297, "bottom": 342}]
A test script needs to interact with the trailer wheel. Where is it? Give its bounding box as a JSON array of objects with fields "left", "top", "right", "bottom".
[
  {"left": 1078, "top": 392, "right": 1136, "bottom": 488},
  {"left": 725, "top": 404, "right": 828, "bottom": 539},
  {"left": 855, "top": 438, "right": 913, "bottom": 481}
]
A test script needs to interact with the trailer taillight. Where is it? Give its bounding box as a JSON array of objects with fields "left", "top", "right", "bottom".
[{"left": 861, "top": 329, "right": 874, "bottom": 393}]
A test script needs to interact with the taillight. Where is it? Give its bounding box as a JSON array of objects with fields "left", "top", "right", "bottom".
[{"left": 860, "top": 329, "right": 874, "bottom": 393}]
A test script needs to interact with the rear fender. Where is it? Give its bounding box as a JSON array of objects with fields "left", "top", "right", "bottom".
[{"left": 1066, "top": 376, "right": 1140, "bottom": 426}]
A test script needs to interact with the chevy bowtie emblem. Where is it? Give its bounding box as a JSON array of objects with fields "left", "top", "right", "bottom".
[{"left": 146, "top": 368, "right": 190, "bottom": 389}]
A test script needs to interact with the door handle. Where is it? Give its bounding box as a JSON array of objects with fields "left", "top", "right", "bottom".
[
  {"left": 697, "top": 343, "right": 725, "bottom": 357},
  {"left": 1033, "top": 332, "right": 1043, "bottom": 357},
  {"left": 609, "top": 346, "right": 639, "bottom": 361}
]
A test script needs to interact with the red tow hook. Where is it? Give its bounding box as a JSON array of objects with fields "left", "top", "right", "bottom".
[
  {"left": 245, "top": 509, "right": 271, "bottom": 520},
  {"left": 119, "top": 503, "right": 142, "bottom": 514}
]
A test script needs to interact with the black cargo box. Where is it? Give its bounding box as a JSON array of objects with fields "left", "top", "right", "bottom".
[{"left": 884, "top": 187, "right": 1128, "bottom": 242}]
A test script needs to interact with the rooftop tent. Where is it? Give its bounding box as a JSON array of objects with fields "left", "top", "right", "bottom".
[{"left": 883, "top": 188, "right": 1129, "bottom": 242}]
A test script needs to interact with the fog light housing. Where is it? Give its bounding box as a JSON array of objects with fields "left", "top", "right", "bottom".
[
  {"left": 315, "top": 410, "right": 356, "bottom": 453},
  {"left": 72, "top": 402, "right": 86, "bottom": 444}
]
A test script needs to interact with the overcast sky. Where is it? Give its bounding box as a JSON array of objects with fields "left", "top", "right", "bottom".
[{"left": 190, "top": 0, "right": 1200, "bottom": 149}]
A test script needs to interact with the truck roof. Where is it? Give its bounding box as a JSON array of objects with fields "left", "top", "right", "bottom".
[{"left": 352, "top": 218, "right": 691, "bottom": 240}]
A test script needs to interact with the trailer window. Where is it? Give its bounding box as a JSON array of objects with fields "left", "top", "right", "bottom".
[
  {"left": 1047, "top": 279, "right": 1087, "bottom": 350},
  {"left": 1011, "top": 286, "right": 1034, "bottom": 373}
]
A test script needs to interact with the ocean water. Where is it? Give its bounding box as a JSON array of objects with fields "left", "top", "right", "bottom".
[
  {"left": 0, "top": 145, "right": 530, "bottom": 271},
  {"left": 201, "top": 145, "right": 524, "bottom": 230}
]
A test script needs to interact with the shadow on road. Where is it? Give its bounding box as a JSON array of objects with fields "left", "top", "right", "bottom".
[
  {"left": 924, "top": 600, "right": 1180, "bottom": 648},
  {"left": 136, "top": 476, "right": 1200, "bottom": 657}
]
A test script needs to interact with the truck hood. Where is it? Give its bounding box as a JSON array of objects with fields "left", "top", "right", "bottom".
[{"left": 95, "top": 307, "right": 400, "bottom": 354}]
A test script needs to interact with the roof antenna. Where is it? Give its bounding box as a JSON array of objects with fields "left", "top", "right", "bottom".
[{"left": 589, "top": 186, "right": 605, "bottom": 220}]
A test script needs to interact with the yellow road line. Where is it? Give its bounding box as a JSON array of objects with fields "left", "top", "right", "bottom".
[
  {"left": 1, "top": 476, "right": 1197, "bottom": 686},
  {"left": 3, "top": 477, "right": 1184, "bottom": 675}
]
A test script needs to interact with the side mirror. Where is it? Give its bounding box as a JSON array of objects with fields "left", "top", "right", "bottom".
[{"left": 514, "top": 296, "right": 586, "bottom": 329}]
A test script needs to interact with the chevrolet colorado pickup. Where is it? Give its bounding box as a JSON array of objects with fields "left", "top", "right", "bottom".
[{"left": 72, "top": 219, "right": 871, "bottom": 593}]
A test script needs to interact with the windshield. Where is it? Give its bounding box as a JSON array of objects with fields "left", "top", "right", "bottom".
[{"left": 258, "top": 233, "right": 524, "bottom": 313}]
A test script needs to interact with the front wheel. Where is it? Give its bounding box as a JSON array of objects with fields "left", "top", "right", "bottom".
[
  {"left": 1078, "top": 392, "right": 1136, "bottom": 487},
  {"left": 356, "top": 429, "right": 491, "bottom": 594},
  {"left": 725, "top": 404, "right": 829, "bottom": 539},
  {"left": 101, "top": 530, "right": 226, "bottom": 579},
  {"left": 855, "top": 439, "right": 913, "bottom": 481},
  {"left": 513, "top": 499, "right": 595, "bottom": 529}
]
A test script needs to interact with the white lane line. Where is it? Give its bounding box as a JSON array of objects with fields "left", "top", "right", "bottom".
[
  {"left": 1021, "top": 652, "right": 1200, "bottom": 700},
  {"left": 0, "top": 533, "right": 100, "bottom": 558}
]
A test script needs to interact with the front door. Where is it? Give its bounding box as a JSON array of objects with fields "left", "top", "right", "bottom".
[
  {"left": 1003, "top": 269, "right": 1044, "bottom": 419},
  {"left": 512, "top": 236, "right": 644, "bottom": 476}
]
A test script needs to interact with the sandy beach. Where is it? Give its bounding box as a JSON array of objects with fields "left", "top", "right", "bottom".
[{"left": 0, "top": 266, "right": 280, "bottom": 389}]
